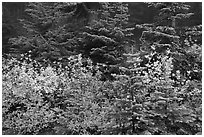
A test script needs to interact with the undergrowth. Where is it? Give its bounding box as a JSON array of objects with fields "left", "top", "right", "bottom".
[{"left": 2, "top": 53, "right": 202, "bottom": 135}]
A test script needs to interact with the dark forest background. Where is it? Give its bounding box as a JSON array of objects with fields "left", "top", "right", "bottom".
[{"left": 2, "top": 2, "right": 202, "bottom": 54}]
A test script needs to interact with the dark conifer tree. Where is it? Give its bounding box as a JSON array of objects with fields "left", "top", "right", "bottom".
[{"left": 8, "top": 2, "right": 133, "bottom": 72}]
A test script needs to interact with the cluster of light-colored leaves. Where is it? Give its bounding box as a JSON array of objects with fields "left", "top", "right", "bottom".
[
  {"left": 2, "top": 54, "right": 115, "bottom": 135},
  {"left": 2, "top": 50, "right": 201, "bottom": 135}
]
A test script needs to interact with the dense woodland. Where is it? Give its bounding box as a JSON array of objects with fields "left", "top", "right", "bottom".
[{"left": 2, "top": 2, "right": 202, "bottom": 135}]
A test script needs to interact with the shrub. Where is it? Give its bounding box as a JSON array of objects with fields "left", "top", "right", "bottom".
[{"left": 2, "top": 54, "right": 115, "bottom": 135}]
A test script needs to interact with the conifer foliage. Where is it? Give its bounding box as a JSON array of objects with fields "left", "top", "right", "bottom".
[
  {"left": 8, "top": 2, "right": 133, "bottom": 67},
  {"left": 81, "top": 3, "right": 133, "bottom": 65},
  {"left": 111, "top": 2, "right": 202, "bottom": 134},
  {"left": 8, "top": 2, "right": 80, "bottom": 62},
  {"left": 96, "top": 2, "right": 201, "bottom": 135}
]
